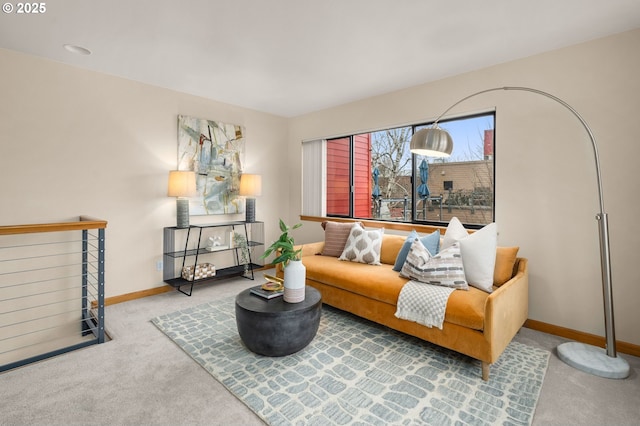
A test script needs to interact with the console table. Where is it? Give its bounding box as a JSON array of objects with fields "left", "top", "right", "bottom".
[{"left": 163, "top": 221, "right": 264, "bottom": 296}]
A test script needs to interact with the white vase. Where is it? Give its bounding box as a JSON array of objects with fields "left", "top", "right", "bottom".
[{"left": 283, "top": 260, "right": 306, "bottom": 303}]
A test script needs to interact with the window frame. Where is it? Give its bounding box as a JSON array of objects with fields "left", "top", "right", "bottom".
[{"left": 319, "top": 112, "right": 495, "bottom": 230}]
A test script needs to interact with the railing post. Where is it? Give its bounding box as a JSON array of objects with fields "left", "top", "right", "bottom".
[
  {"left": 97, "top": 227, "right": 105, "bottom": 343},
  {"left": 470, "top": 194, "right": 475, "bottom": 214},
  {"left": 403, "top": 195, "right": 408, "bottom": 221},
  {"left": 81, "top": 229, "right": 90, "bottom": 335}
]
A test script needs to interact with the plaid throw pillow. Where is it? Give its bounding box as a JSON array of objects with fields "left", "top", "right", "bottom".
[{"left": 400, "top": 238, "right": 468, "bottom": 290}]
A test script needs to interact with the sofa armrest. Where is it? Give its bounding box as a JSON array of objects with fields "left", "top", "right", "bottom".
[
  {"left": 298, "top": 242, "right": 325, "bottom": 257},
  {"left": 483, "top": 258, "right": 529, "bottom": 362}
]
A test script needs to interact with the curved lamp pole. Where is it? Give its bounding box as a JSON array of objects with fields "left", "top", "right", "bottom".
[{"left": 410, "top": 86, "right": 629, "bottom": 379}]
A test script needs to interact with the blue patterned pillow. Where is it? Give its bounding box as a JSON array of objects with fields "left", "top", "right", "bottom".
[{"left": 392, "top": 229, "right": 440, "bottom": 271}]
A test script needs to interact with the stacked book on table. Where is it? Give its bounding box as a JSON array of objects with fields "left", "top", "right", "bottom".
[{"left": 250, "top": 274, "right": 284, "bottom": 299}]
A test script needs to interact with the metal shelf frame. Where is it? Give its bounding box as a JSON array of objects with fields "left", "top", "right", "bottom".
[{"left": 163, "top": 221, "right": 264, "bottom": 296}]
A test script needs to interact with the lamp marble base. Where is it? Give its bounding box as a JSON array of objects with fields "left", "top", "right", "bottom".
[{"left": 557, "top": 342, "right": 630, "bottom": 379}]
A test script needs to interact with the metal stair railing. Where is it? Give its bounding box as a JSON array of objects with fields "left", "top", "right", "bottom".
[{"left": 0, "top": 216, "right": 107, "bottom": 372}]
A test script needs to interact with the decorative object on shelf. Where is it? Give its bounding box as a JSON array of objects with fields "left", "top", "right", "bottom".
[
  {"left": 205, "top": 235, "right": 226, "bottom": 251},
  {"left": 167, "top": 170, "right": 197, "bottom": 228},
  {"left": 233, "top": 232, "right": 250, "bottom": 275},
  {"left": 239, "top": 173, "right": 262, "bottom": 223},
  {"left": 181, "top": 263, "right": 216, "bottom": 281},
  {"left": 177, "top": 115, "right": 246, "bottom": 216},
  {"left": 411, "top": 86, "right": 629, "bottom": 379},
  {"left": 205, "top": 237, "right": 215, "bottom": 251},
  {"left": 261, "top": 219, "right": 305, "bottom": 303}
]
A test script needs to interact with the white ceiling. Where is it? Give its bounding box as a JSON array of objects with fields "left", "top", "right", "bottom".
[{"left": 1, "top": 0, "right": 639, "bottom": 117}]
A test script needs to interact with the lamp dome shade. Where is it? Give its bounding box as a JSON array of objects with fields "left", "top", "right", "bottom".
[{"left": 410, "top": 127, "right": 454, "bottom": 157}]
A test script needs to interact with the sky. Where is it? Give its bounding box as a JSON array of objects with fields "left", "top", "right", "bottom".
[
  {"left": 370, "top": 113, "right": 495, "bottom": 175},
  {"left": 420, "top": 114, "right": 494, "bottom": 163}
]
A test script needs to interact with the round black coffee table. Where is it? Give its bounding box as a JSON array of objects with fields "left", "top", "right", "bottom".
[{"left": 235, "top": 286, "right": 322, "bottom": 357}]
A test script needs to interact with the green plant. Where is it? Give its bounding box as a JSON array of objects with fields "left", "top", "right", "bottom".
[
  {"left": 233, "top": 232, "right": 250, "bottom": 274},
  {"left": 261, "top": 219, "right": 302, "bottom": 268}
]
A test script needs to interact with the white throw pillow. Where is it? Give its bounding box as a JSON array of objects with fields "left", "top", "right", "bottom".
[
  {"left": 400, "top": 238, "right": 468, "bottom": 290},
  {"left": 339, "top": 225, "right": 384, "bottom": 265},
  {"left": 441, "top": 217, "right": 468, "bottom": 250},
  {"left": 440, "top": 217, "right": 498, "bottom": 293},
  {"left": 458, "top": 222, "right": 497, "bottom": 293}
]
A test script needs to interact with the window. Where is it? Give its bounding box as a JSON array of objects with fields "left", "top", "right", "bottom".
[{"left": 303, "top": 113, "right": 495, "bottom": 228}]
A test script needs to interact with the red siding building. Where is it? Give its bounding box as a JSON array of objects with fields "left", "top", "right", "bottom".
[{"left": 326, "top": 134, "right": 372, "bottom": 217}]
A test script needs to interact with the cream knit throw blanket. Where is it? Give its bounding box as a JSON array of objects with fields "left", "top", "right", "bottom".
[{"left": 395, "top": 280, "right": 455, "bottom": 329}]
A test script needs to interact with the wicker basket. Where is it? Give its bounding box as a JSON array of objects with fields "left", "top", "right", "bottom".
[{"left": 181, "top": 263, "right": 216, "bottom": 281}]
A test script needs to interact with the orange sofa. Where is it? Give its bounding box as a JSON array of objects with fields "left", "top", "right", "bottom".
[{"left": 280, "top": 233, "right": 529, "bottom": 381}]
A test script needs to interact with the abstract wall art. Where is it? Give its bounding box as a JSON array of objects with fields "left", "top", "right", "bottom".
[{"left": 177, "top": 115, "right": 245, "bottom": 215}]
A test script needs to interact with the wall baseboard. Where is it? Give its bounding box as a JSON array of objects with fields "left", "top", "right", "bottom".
[
  {"left": 524, "top": 319, "right": 640, "bottom": 358},
  {"left": 103, "top": 282, "right": 639, "bottom": 359},
  {"left": 104, "top": 266, "right": 273, "bottom": 306},
  {"left": 104, "top": 286, "right": 174, "bottom": 306}
]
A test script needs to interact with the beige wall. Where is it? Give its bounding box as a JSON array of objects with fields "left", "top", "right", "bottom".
[
  {"left": 0, "top": 48, "right": 290, "bottom": 298},
  {"left": 288, "top": 29, "right": 640, "bottom": 346},
  {"left": 1, "top": 29, "right": 639, "bottom": 347}
]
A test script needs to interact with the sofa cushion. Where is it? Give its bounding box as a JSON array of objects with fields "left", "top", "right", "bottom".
[
  {"left": 494, "top": 246, "right": 520, "bottom": 286},
  {"left": 458, "top": 222, "right": 497, "bottom": 293},
  {"left": 442, "top": 216, "right": 468, "bottom": 250},
  {"left": 441, "top": 217, "right": 498, "bottom": 293},
  {"left": 379, "top": 234, "right": 408, "bottom": 265},
  {"left": 392, "top": 229, "right": 441, "bottom": 272},
  {"left": 443, "top": 286, "right": 488, "bottom": 330},
  {"left": 301, "top": 254, "right": 488, "bottom": 331},
  {"left": 399, "top": 238, "right": 468, "bottom": 290},
  {"left": 321, "top": 221, "right": 358, "bottom": 257},
  {"left": 339, "top": 225, "right": 384, "bottom": 265},
  {"left": 303, "top": 254, "right": 406, "bottom": 305}
]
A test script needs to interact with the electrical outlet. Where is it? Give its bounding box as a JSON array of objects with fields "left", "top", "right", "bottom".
[{"left": 156, "top": 260, "right": 163, "bottom": 271}]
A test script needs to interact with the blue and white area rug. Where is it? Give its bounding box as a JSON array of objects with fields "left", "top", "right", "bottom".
[{"left": 152, "top": 296, "right": 549, "bottom": 425}]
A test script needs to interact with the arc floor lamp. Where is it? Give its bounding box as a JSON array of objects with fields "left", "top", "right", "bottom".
[{"left": 410, "top": 86, "right": 630, "bottom": 379}]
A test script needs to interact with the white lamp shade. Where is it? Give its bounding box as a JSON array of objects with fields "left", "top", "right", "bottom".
[
  {"left": 167, "top": 171, "right": 197, "bottom": 197},
  {"left": 239, "top": 174, "right": 262, "bottom": 197}
]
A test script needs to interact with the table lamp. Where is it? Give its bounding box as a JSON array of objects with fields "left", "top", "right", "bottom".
[
  {"left": 239, "top": 174, "right": 262, "bottom": 223},
  {"left": 168, "top": 170, "right": 196, "bottom": 228}
]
